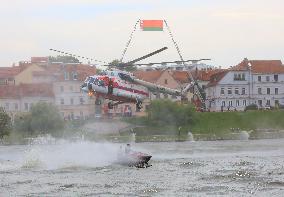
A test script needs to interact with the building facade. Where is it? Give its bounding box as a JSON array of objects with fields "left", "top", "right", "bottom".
[
  {"left": 0, "top": 57, "right": 97, "bottom": 120},
  {"left": 206, "top": 59, "right": 284, "bottom": 111}
]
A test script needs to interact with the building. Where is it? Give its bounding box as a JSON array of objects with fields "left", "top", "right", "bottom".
[
  {"left": 206, "top": 58, "right": 284, "bottom": 111},
  {"left": 0, "top": 83, "right": 54, "bottom": 121},
  {"left": 0, "top": 57, "right": 97, "bottom": 120}
]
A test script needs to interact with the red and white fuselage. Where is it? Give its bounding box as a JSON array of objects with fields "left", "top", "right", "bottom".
[{"left": 81, "top": 70, "right": 149, "bottom": 103}]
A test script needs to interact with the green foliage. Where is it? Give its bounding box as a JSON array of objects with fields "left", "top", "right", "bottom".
[
  {"left": 146, "top": 99, "right": 195, "bottom": 128},
  {"left": 49, "top": 55, "right": 80, "bottom": 63},
  {"left": 126, "top": 101, "right": 284, "bottom": 137},
  {"left": 245, "top": 104, "right": 258, "bottom": 111},
  {"left": 0, "top": 107, "right": 12, "bottom": 138},
  {"left": 14, "top": 102, "right": 64, "bottom": 135},
  {"left": 191, "top": 110, "right": 284, "bottom": 134}
]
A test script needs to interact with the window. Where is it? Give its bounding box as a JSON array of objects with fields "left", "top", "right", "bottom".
[
  {"left": 242, "top": 88, "right": 246, "bottom": 95},
  {"left": 71, "top": 112, "right": 74, "bottom": 120},
  {"left": 14, "top": 103, "right": 18, "bottom": 111},
  {"left": 258, "top": 88, "right": 262, "bottom": 94},
  {"left": 274, "top": 75, "right": 278, "bottom": 82},
  {"left": 267, "top": 88, "right": 270, "bottom": 95},
  {"left": 243, "top": 100, "right": 247, "bottom": 106},
  {"left": 275, "top": 100, "right": 279, "bottom": 106},
  {"left": 164, "top": 79, "right": 168, "bottom": 84},
  {"left": 266, "top": 76, "right": 270, "bottom": 82},
  {"left": 258, "top": 76, "right": 261, "bottom": 82},
  {"left": 80, "top": 97, "right": 84, "bottom": 104},
  {"left": 24, "top": 103, "right": 28, "bottom": 111},
  {"left": 5, "top": 103, "right": 9, "bottom": 111},
  {"left": 258, "top": 100, "right": 262, "bottom": 107},
  {"left": 234, "top": 73, "right": 245, "bottom": 81},
  {"left": 236, "top": 100, "right": 240, "bottom": 106},
  {"left": 60, "top": 86, "right": 64, "bottom": 92},
  {"left": 266, "top": 100, "right": 270, "bottom": 106},
  {"left": 235, "top": 88, "right": 239, "bottom": 95},
  {"left": 228, "top": 88, "right": 232, "bottom": 95},
  {"left": 275, "top": 88, "right": 279, "bottom": 95},
  {"left": 72, "top": 72, "right": 78, "bottom": 80},
  {"left": 241, "top": 73, "right": 245, "bottom": 80},
  {"left": 64, "top": 71, "right": 69, "bottom": 80},
  {"left": 221, "top": 88, "right": 225, "bottom": 95},
  {"left": 222, "top": 101, "right": 226, "bottom": 107},
  {"left": 60, "top": 98, "right": 64, "bottom": 105},
  {"left": 70, "top": 98, "right": 74, "bottom": 105},
  {"left": 229, "top": 101, "right": 233, "bottom": 106}
]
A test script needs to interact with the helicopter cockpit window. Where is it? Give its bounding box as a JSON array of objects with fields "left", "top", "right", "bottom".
[
  {"left": 84, "top": 77, "right": 90, "bottom": 82},
  {"left": 93, "top": 78, "right": 99, "bottom": 85},
  {"left": 98, "top": 80, "right": 105, "bottom": 87},
  {"left": 111, "top": 72, "right": 114, "bottom": 76},
  {"left": 89, "top": 77, "right": 95, "bottom": 84}
]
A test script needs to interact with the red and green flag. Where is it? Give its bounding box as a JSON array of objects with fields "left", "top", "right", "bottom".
[{"left": 140, "top": 20, "right": 163, "bottom": 31}]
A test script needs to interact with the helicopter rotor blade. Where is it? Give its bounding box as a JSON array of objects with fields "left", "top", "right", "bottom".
[
  {"left": 123, "top": 47, "right": 168, "bottom": 66},
  {"left": 134, "top": 58, "right": 211, "bottom": 66},
  {"left": 49, "top": 49, "right": 109, "bottom": 64}
]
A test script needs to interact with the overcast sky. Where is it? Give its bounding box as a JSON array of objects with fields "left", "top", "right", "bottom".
[{"left": 0, "top": 0, "right": 283, "bottom": 68}]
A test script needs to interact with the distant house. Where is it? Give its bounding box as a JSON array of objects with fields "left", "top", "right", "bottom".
[
  {"left": 0, "top": 57, "right": 97, "bottom": 120},
  {"left": 134, "top": 70, "right": 191, "bottom": 101},
  {"left": 0, "top": 83, "right": 54, "bottom": 121},
  {"left": 206, "top": 58, "right": 284, "bottom": 111}
]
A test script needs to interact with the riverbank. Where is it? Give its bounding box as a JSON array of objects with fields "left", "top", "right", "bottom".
[
  {"left": 2, "top": 110, "right": 284, "bottom": 145},
  {"left": 125, "top": 110, "right": 284, "bottom": 136}
]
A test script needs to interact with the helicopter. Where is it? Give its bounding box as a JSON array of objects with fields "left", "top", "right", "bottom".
[{"left": 50, "top": 47, "right": 195, "bottom": 110}]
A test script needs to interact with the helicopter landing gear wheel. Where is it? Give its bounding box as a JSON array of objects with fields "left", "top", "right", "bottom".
[
  {"left": 136, "top": 101, "right": 143, "bottom": 111},
  {"left": 95, "top": 99, "right": 102, "bottom": 105},
  {"left": 108, "top": 102, "right": 114, "bottom": 109}
]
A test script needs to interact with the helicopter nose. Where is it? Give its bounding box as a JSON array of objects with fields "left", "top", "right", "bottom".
[
  {"left": 81, "top": 83, "right": 88, "bottom": 92},
  {"left": 88, "top": 83, "right": 93, "bottom": 91}
]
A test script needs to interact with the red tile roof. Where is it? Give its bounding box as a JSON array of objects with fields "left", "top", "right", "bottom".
[
  {"left": 232, "top": 58, "right": 284, "bottom": 74},
  {"left": 0, "top": 83, "right": 54, "bottom": 99},
  {"left": 0, "top": 85, "right": 20, "bottom": 98},
  {"left": 134, "top": 70, "right": 163, "bottom": 83},
  {"left": 35, "top": 63, "right": 97, "bottom": 81},
  {"left": 190, "top": 69, "right": 225, "bottom": 81},
  {"left": 251, "top": 60, "right": 284, "bottom": 74},
  {"left": 207, "top": 70, "right": 229, "bottom": 87},
  {"left": 0, "top": 67, "right": 21, "bottom": 78},
  {"left": 171, "top": 71, "right": 190, "bottom": 83},
  {"left": 0, "top": 62, "right": 34, "bottom": 78}
]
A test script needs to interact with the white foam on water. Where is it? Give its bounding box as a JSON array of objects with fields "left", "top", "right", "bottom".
[
  {"left": 0, "top": 136, "right": 123, "bottom": 171},
  {"left": 22, "top": 140, "right": 121, "bottom": 170}
]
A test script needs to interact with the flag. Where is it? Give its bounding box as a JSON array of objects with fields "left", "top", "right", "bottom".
[{"left": 140, "top": 20, "right": 163, "bottom": 31}]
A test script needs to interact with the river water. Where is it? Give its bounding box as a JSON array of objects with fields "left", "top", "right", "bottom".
[{"left": 1, "top": 138, "right": 284, "bottom": 196}]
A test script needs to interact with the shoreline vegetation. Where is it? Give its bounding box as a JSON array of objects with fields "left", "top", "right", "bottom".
[{"left": 2, "top": 100, "right": 284, "bottom": 144}]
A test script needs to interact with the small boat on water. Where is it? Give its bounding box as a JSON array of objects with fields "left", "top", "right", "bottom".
[{"left": 117, "top": 150, "right": 152, "bottom": 168}]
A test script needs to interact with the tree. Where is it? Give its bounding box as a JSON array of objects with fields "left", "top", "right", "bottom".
[
  {"left": 14, "top": 102, "right": 64, "bottom": 135},
  {"left": 48, "top": 55, "right": 80, "bottom": 63},
  {"left": 147, "top": 99, "right": 195, "bottom": 128},
  {"left": 0, "top": 107, "right": 12, "bottom": 138}
]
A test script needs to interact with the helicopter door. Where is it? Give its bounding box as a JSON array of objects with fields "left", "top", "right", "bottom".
[{"left": 108, "top": 78, "right": 113, "bottom": 94}]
